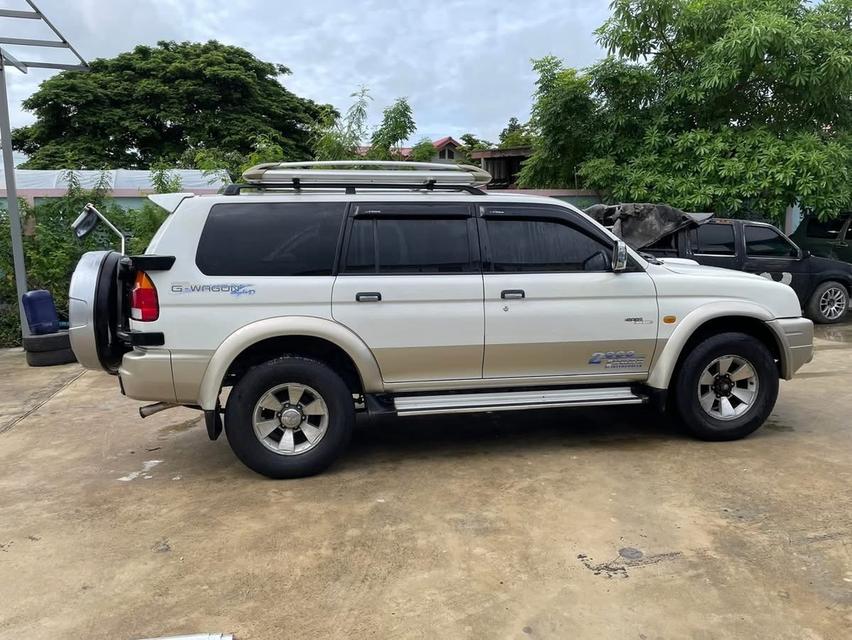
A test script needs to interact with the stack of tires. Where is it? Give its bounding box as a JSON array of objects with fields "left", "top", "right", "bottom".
[{"left": 23, "top": 331, "right": 77, "bottom": 367}]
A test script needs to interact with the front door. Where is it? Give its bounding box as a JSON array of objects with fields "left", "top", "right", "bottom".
[
  {"left": 332, "top": 203, "right": 484, "bottom": 383},
  {"left": 741, "top": 224, "right": 812, "bottom": 302},
  {"left": 479, "top": 205, "right": 658, "bottom": 379}
]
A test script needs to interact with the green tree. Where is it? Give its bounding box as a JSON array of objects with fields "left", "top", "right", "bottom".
[
  {"left": 520, "top": 0, "right": 852, "bottom": 220},
  {"left": 518, "top": 57, "right": 597, "bottom": 189},
  {"left": 369, "top": 97, "right": 416, "bottom": 160},
  {"left": 313, "top": 86, "right": 372, "bottom": 161},
  {"left": 409, "top": 138, "right": 436, "bottom": 162},
  {"left": 498, "top": 117, "right": 533, "bottom": 148},
  {"left": 457, "top": 133, "right": 493, "bottom": 163},
  {"left": 14, "top": 41, "right": 327, "bottom": 170}
]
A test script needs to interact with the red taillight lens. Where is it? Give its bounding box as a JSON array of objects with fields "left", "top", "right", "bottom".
[{"left": 130, "top": 271, "right": 159, "bottom": 321}]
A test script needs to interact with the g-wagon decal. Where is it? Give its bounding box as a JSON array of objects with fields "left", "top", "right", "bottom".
[{"left": 171, "top": 282, "right": 256, "bottom": 297}]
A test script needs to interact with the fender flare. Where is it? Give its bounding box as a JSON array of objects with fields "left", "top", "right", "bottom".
[
  {"left": 646, "top": 301, "right": 779, "bottom": 390},
  {"left": 198, "top": 316, "right": 384, "bottom": 410}
]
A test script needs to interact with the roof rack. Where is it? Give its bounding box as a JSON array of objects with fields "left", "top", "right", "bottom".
[{"left": 223, "top": 160, "right": 492, "bottom": 196}]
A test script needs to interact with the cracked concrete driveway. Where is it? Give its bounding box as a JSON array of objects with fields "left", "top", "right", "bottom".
[{"left": 0, "top": 323, "right": 850, "bottom": 639}]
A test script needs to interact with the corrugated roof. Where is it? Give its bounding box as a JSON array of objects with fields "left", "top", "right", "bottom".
[{"left": 0, "top": 169, "right": 228, "bottom": 190}]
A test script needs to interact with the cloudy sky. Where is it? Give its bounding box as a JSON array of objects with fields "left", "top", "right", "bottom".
[{"left": 3, "top": 0, "right": 611, "bottom": 144}]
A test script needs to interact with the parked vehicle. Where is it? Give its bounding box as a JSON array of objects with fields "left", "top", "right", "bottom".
[
  {"left": 638, "top": 217, "right": 851, "bottom": 324},
  {"left": 68, "top": 162, "right": 813, "bottom": 478},
  {"left": 790, "top": 212, "right": 852, "bottom": 264}
]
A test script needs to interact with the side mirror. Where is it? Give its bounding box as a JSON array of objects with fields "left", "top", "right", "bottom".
[
  {"left": 800, "top": 248, "right": 811, "bottom": 259},
  {"left": 612, "top": 241, "right": 629, "bottom": 272},
  {"left": 70, "top": 203, "right": 126, "bottom": 254},
  {"left": 71, "top": 205, "right": 99, "bottom": 240}
]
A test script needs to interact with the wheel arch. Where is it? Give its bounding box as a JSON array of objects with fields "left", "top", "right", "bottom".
[
  {"left": 647, "top": 304, "right": 784, "bottom": 391},
  {"left": 198, "top": 317, "right": 384, "bottom": 410}
]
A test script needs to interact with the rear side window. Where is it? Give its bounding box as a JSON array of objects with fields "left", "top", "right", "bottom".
[
  {"left": 343, "top": 216, "right": 474, "bottom": 274},
  {"left": 744, "top": 225, "right": 798, "bottom": 258},
  {"left": 805, "top": 216, "right": 845, "bottom": 239},
  {"left": 196, "top": 202, "right": 345, "bottom": 276},
  {"left": 691, "top": 224, "right": 736, "bottom": 255},
  {"left": 485, "top": 218, "right": 611, "bottom": 272}
]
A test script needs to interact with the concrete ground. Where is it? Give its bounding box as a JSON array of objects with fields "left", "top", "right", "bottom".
[{"left": 0, "top": 324, "right": 850, "bottom": 640}]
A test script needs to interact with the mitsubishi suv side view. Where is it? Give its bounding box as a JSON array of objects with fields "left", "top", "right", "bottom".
[{"left": 68, "top": 162, "right": 814, "bottom": 478}]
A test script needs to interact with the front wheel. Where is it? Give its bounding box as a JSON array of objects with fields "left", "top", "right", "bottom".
[
  {"left": 806, "top": 281, "right": 848, "bottom": 324},
  {"left": 672, "top": 332, "right": 778, "bottom": 441},
  {"left": 224, "top": 357, "right": 355, "bottom": 478}
]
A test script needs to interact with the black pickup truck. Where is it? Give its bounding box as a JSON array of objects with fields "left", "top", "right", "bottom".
[{"left": 642, "top": 218, "right": 851, "bottom": 324}]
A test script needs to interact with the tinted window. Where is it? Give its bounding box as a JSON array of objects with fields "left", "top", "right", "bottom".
[
  {"left": 745, "top": 225, "right": 798, "bottom": 258},
  {"left": 805, "top": 216, "right": 845, "bottom": 239},
  {"left": 691, "top": 224, "right": 736, "bottom": 255},
  {"left": 645, "top": 233, "right": 678, "bottom": 256},
  {"left": 344, "top": 217, "right": 473, "bottom": 273},
  {"left": 486, "top": 219, "right": 611, "bottom": 272},
  {"left": 196, "top": 202, "right": 345, "bottom": 276}
]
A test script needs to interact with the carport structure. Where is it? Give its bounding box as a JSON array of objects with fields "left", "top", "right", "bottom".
[{"left": 0, "top": 0, "right": 88, "bottom": 337}]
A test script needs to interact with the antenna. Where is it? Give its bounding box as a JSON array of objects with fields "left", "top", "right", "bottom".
[{"left": 1, "top": 1, "right": 89, "bottom": 338}]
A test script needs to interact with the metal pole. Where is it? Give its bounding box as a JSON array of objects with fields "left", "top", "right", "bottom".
[{"left": 0, "top": 60, "right": 30, "bottom": 337}]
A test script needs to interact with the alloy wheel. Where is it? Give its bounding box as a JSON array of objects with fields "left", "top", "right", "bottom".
[
  {"left": 252, "top": 382, "right": 329, "bottom": 455},
  {"left": 819, "top": 286, "right": 847, "bottom": 321},
  {"left": 697, "top": 355, "right": 759, "bottom": 421}
]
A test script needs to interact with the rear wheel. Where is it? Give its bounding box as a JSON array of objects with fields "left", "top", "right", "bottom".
[
  {"left": 673, "top": 332, "right": 778, "bottom": 441},
  {"left": 224, "top": 357, "right": 354, "bottom": 478},
  {"left": 806, "top": 281, "right": 848, "bottom": 324}
]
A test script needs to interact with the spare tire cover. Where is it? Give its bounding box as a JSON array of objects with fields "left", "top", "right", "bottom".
[{"left": 68, "top": 250, "right": 128, "bottom": 373}]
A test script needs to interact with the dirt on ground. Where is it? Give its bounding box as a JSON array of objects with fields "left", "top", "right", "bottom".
[{"left": 0, "top": 324, "right": 850, "bottom": 639}]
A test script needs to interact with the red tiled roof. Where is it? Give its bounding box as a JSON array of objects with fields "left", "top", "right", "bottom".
[
  {"left": 432, "top": 136, "right": 459, "bottom": 149},
  {"left": 355, "top": 136, "right": 459, "bottom": 157}
]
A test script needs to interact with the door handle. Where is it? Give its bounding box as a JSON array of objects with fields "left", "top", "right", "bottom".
[
  {"left": 500, "top": 289, "right": 525, "bottom": 299},
  {"left": 355, "top": 291, "right": 382, "bottom": 302}
]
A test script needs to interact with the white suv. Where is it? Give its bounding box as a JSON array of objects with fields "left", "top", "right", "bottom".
[{"left": 68, "top": 162, "right": 814, "bottom": 478}]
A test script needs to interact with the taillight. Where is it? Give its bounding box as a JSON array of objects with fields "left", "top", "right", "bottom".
[{"left": 130, "top": 271, "right": 159, "bottom": 321}]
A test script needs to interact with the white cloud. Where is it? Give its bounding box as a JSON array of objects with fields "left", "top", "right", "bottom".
[{"left": 1, "top": 0, "right": 609, "bottom": 144}]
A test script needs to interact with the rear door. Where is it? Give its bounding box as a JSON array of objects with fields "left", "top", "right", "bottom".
[
  {"left": 332, "top": 202, "right": 484, "bottom": 383},
  {"left": 686, "top": 222, "right": 741, "bottom": 270},
  {"left": 480, "top": 204, "right": 658, "bottom": 379},
  {"left": 741, "top": 224, "right": 811, "bottom": 302}
]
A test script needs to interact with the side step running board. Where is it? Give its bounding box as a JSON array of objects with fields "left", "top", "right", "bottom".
[{"left": 393, "top": 387, "right": 645, "bottom": 416}]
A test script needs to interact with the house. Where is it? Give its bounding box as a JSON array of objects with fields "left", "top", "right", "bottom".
[
  {"left": 356, "top": 136, "right": 462, "bottom": 163},
  {"left": 470, "top": 146, "right": 533, "bottom": 188}
]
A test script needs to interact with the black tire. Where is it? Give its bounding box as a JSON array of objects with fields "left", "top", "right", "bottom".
[
  {"left": 23, "top": 331, "right": 70, "bottom": 353},
  {"left": 806, "top": 280, "right": 848, "bottom": 324},
  {"left": 672, "top": 332, "right": 778, "bottom": 441},
  {"left": 26, "top": 347, "right": 77, "bottom": 367},
  {"left": 224, "top": 357, "right": 354, "bottom": 479}
]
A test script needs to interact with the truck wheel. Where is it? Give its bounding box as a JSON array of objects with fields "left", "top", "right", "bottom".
[
  {"left": 224, "top": 357, "right": 355, "bottom": 479},
  {"left": 806, "top": 281, "right": 848, "bottom": 324},
  {"left": 673, "top": 332, "right": 778, "bottom": 441}
]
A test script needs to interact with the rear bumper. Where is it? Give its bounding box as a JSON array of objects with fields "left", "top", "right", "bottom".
[
  {"left": 768, "top": 317, "right": 814, "bottom": 379},
  {"left": 118, "top": 348, "right": 212, "bottom": 404},
  {"left": 118, "top": 349, "right": 176, "bottom": 402}
]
